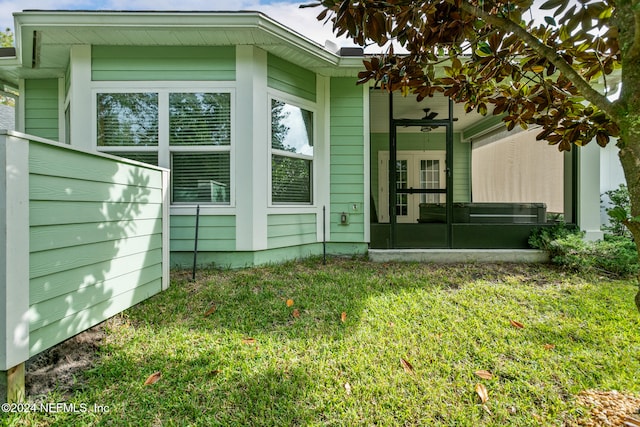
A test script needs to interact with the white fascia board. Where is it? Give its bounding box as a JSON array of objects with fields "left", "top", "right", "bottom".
[{"left": 14, "top": 10, "right": 345, "bottom": 68}]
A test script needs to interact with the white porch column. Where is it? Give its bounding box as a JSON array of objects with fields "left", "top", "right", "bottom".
[
  {"left": 68, "top": 45, "right": 92, "bottom": 150},
  {"left": 235, "top": 46, "right": 268, "bottom": 251},
  {"left": 577, "top": 142, "right": 604, "bottom": 240},
  {"left": 315, "top": 75, "right": 330, "bottom": 242},
  {"left": 0, "top": 133, "right": 30, "bottom": 402}
]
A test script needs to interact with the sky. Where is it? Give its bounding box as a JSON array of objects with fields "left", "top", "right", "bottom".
[{"left": 0, "top": 0, "right": 348, "bottom": 48}]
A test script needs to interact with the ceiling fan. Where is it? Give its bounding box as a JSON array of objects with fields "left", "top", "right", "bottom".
[{"left": 420, "top": 108, "right": 439, "bottom": 132}]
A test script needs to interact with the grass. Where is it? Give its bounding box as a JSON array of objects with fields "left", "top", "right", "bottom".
[{"left": 5, "top": 258, "right": 640, "bottom": 426}]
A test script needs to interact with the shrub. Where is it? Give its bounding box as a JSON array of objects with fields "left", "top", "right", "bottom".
[
  {"left": 528, "top": 223, "right": 580, "bottom": 251},
  {"left": 602, "top": 184, "right": 632, "bottom": 237},
  {"left": 530, "top": 224, "right": 639, "bottom": 278}
]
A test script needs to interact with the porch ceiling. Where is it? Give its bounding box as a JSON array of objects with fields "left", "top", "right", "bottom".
[{"left": 369, "top": 90, "right": 489, "bottom": 136}]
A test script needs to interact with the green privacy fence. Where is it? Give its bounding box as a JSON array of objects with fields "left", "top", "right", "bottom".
[{"left": 1, "top": 131, "right": 169, "bottom": 401}]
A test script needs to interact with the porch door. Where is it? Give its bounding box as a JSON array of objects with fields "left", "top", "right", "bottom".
[
  {"left": 388, "top": 120, "right": 454, "bottom": 248},
  {"left": 378, "top": 151, "right": 446, "bottom": 223}
]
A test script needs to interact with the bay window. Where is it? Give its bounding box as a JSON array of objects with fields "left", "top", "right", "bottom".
[
  {"left": 96, "top": 89, "right": 232, "bottom": 205},
  {"left": 271, "top": 99, "right": 314, "bottom": 204}
]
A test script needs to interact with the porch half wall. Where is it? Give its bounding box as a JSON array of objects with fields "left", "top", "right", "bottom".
[{"left": 1, "top": 131, "right": 169, "bottom": 371}]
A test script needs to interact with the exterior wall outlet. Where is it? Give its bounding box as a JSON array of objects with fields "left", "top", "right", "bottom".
[{"left": 340, "top": 212, "right": 349, "bottom": 225}]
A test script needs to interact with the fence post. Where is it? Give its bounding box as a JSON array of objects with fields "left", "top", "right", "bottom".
[
  {"left": 0, "top": 133, "right": 30, "bottom": 403},
  {"left": 161, "top": 168, "right": 170, "bottom": 291}
]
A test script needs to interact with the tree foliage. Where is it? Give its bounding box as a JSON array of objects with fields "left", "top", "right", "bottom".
[
  {"left": 305, "top": 0, "right": 623, "bottom": 152},
  {"left": 0, "top": 28, "right": 15, "bottom": 107},
  {"left": 0, "top": 28, "right": 13, "bottom": 48}
]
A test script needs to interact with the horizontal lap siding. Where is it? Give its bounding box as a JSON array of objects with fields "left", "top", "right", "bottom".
[
  {"left": 30, "top": 278, "right": 161, "bottom": 355},
  {"left": 170, "top": 215, "right": 236, "bottom": 251},
  {"left": 28, "top": 141, "right": 165, "bottom": 356},
  {"left": 267, "top": 214, "right": 317, "bottom": 249},
  {"left": 24, "top": 79, "right": 59, "bottom": 141},
  {"left": 330, "top": 78, "right": 365, "bottom": 243},
  {"left": 452, "top": 133, "right": 470, "bottom": 202},
  {"left": 92, "top": 46, "right": 236, "bottom": 81},
  {"left": 267, "top": 54, "right": 316, "bottom": 101}
]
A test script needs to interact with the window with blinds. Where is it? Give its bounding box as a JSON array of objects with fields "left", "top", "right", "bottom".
[
  {"left": 271, "top": 99, "right": 314, "bottom": 204},
  {"left": 171, "top": 152, "right": 230, "bottom": 203},
  {"left": 169, "top": 92, "right": 232, "bottom": 205},
  {"left": 97, "top": 93, "right": 158, "bottom": 147},
  {"left": 169, "top": 93, "right": 231, "bottom": 146},
  {"left": 96, "top": 90, "right": 232, "bottom": 205}
]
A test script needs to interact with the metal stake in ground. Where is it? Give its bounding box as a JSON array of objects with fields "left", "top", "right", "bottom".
[
  {"left": 323, "top": 205, "right": 326, "bottom": 265},
  {"left": 192, "top": 205, "right": 200, "bottom": 281}
]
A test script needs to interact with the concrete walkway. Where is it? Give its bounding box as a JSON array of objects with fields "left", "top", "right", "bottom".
[{"left": 368, "top": 249, "right": 549, "bottom": 263}]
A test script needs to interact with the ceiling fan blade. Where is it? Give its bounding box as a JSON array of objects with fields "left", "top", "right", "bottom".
[{"left": 421, "top": 108, "right": 439, "bottom": 120}]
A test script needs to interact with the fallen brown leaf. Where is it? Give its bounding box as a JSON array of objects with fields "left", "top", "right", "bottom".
[
  {"left": 400, "top": 358, "right": 414, "bottom": 374},
  {"left": 476, "top": 383, "right": 489, "bottom": 403},
  {"left": 203, "top": 304, "right": 217, "bottom": 317},
  {"left": 544, "top": 344, "right": 555, "bottom": 350},
  {"left": 510, "top": 319, "right": 524, "bottom": 329},
  {"left": 344, "top": 382, "right": 352, "bottom": 395},
  {"left": 624, "top": 415, "right": 640, "bottom": 427},
  {"left": 474, "top": 370, "right": 493, "bottom": 380},
  {"left": 286, "top": 299, "right": 294, "bottom": 307},
  {"left": 292, "top": 308, "right": 300, "bottom": 318},
  {"left": 241, "top": 337, "right": 256, "bottom": 345},
  {"left": 144, "top": 371, "right": 162, "bottom": 385},
  {"left": 341, "top": 312, "right": 347, "bottom": 323}
]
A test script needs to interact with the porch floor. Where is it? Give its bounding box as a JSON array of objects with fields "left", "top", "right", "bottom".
[{"left": 368, "top": 249, "right": 549, "bottom": 263}]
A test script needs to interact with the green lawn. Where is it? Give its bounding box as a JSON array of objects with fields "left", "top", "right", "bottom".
[{"left": 6, "top": 258, "right": 640, "bottom": 426}]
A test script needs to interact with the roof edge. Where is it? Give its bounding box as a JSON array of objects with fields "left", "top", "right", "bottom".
[{"left": 13, "top": 10, "right": 347, "bottom": 69}]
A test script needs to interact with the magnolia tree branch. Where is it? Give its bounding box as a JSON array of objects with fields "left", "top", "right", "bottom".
[
  {"left": 450, "top": 0, "right": 621, "bottom": 121},
  {"left": 628, "top": 10, "right": 640, "bottom": 61}
]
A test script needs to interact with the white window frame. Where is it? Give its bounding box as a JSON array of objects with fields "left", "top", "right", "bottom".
[
  {"left": 267, "top": 90, "right": 317, "bottom": 208},
  {"left": 92, "top": 82, "right": 236, "bottom": 212}
]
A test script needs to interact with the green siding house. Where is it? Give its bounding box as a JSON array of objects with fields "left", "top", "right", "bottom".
[
  {"left": 0, "top": 10, "right": 605, "bottom": 265},
  {"left": 0, "top": 10, "right": 608, "bottom": 399}
]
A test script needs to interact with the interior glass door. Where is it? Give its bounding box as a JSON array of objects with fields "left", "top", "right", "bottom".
[{"left": 378, "top": 151, "right": 446, "bottom": 224}]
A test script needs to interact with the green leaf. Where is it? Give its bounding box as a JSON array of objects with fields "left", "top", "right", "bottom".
[
  {"left": 540, "top": 0, "right": 564, "bottom": 10},
  {"left": 544, "top": 16, "right": 557, "bottom": 26},
  {"left": 599, "top": 7, "right": 613, "bottom": 19},
  {"left": 475, "top": 42, "right": 493, "bottom": 57},
  {"left": 608, "top": 206, "right": 628, "bottom": 222}
]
